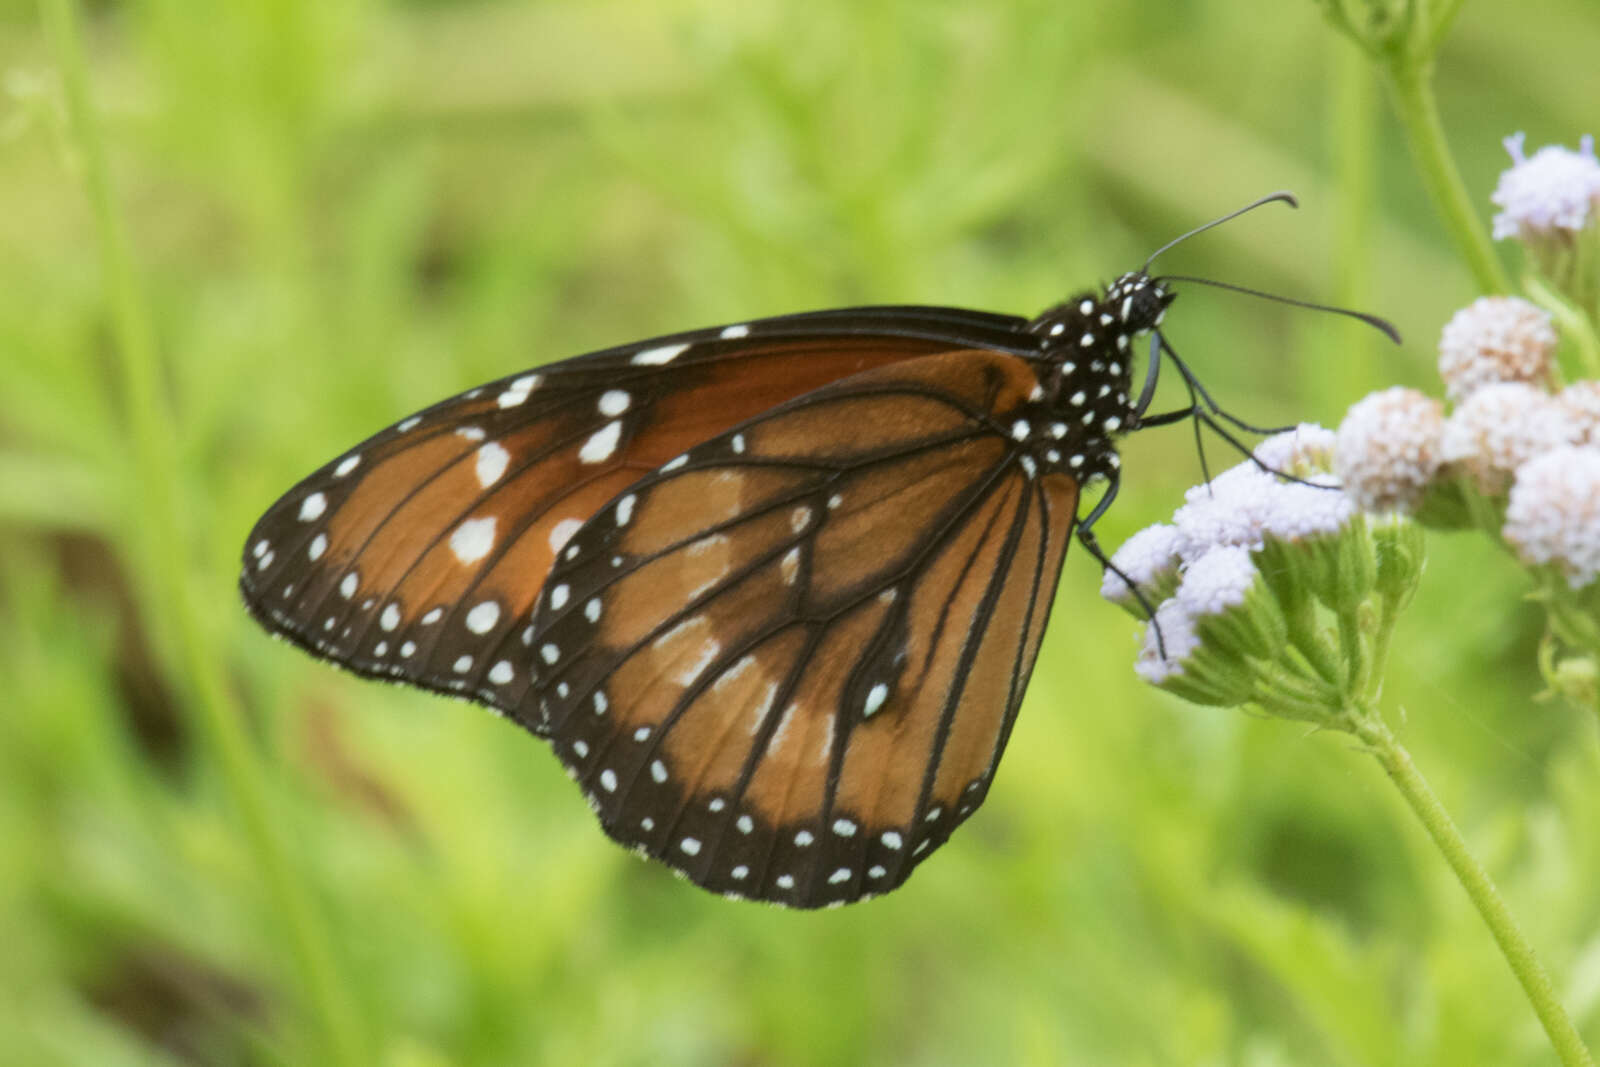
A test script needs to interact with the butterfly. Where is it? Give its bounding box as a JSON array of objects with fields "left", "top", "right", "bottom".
[{"left": 240, "top": 194, "right": 1390, "bottom": 908}]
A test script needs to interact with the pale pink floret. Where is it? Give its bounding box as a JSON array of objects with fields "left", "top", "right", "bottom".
[
  {"left": 1559, "top": 381, "right": 1600, "bottom": 446},
  {"left": 1172, "top": 464, "right": 1281, "bottom": 557},
  {"left": 1440, "top": 382, "right": 1581, "bottom": 493},
  {"left": 1491, "top": 133, "right": 1600, "bottom": 240},
  {"left": 1253, "top": 423, "right": 1337, "bottom": 476},
  {"left": 1101, "top": 523, "right": 1182, "bottom": 602},
  {"left": 1259, "top": 478, "right": 1354, "bottom": 542},
  {"left": 1174, "top": 545, "right": 1259, "bottom": 617},
  {"left": 1437, "top": 296, "right": 1558, "bottom": 402},
  {"left": 1334, "top": 387, "right": 1445, "bottom": 513},
  {"left": 1135, "top": 599, "right": 1200, "bottom": 684},
  {"left": 1504, "top": 446, "right": 1600, "bottom": 589}
]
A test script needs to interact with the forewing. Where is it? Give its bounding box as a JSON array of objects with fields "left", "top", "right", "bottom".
[
  {"left": 530, "top": 349, "right": 1079, "bottom": 907},
  {"left": 240, "top": 308, "right": 1036, "bottom": 721}
]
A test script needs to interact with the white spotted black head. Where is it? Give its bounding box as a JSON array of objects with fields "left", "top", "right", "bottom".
[{"left": 1017, "top": 272, "right": 1174, "bottom": 483}]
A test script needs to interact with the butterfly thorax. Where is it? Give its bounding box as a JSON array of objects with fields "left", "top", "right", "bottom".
[{"left": 1017, "top": 271, "right": 1174, "bottom": 483}]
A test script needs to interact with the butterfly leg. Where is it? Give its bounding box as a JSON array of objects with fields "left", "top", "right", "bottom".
[{"left": 1073, "top": 470, "right": 1169, "bottom": 656}]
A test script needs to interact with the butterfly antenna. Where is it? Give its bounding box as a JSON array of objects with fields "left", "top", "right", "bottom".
[
  {"left": 1141, "top": 191, "right": 1299, "bottom": 274},
  {"left": 1156, "top": 274, "right": 1402, "bottom": 344}
]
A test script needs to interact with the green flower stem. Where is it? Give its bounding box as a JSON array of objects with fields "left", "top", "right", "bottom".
[
  {"left": 1365, "top": 599, "right": 1404, "bottom": 704},
  {"left": 1337, "top": 606, "right": 1368, "bottom": 699},
  {"left": 1250, "top": 687, "right": 1338, "bottom": 725},
  {"left": 1327, "top": 33, "right": 1379, "bottom": 389},
  {"left": 1283, "top": 596, "right": 1343, "bottom": 687},
  {"left": 1350, "top": 713, "right": 1594, "bottom": 1067},
  {"left": 41, "top": 2, "right": 369, "bottom": 1063},
  {"left": 1382, "top": 63, "right": 1511, "bottom": 294},
  {"left": 1525, "top": 274, "right": 1600, "bottom": 380}
]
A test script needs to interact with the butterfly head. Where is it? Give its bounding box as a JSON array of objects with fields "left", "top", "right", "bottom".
[{"left": 1106, "top": 272, "right": 1176, "bottom": 335}]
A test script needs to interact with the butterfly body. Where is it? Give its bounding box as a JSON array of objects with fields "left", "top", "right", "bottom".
[{"left": 242, "top": 272, "right": 1173, "bottom": 907}]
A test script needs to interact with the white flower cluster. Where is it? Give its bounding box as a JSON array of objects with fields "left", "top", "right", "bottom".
[
  {"left": 1439, "top": 382, "right": 1581, "bottom": 493},
  {"left": 1333, "top": 256, "right": 1600, "bottom": 587},
  {"left": 1105, "top": 426, "right": 1356, "bottom": 691},
  {"left": 1490, "top": 133, "right": 1600, "bottom": 241},
  {"left": 1504, "top": 448, "right": 1600, "bottom": 589},
  {"left": 1561, "top": 380, "right": 1600, "bottom": 444},
  {"left": 1437, "top": 296, "right": 1557, "bottom": 401},
  {"left": 1334, "top": 388, "right": 1444, "bottom": 512}
]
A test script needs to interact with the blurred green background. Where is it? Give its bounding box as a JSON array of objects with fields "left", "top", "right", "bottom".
[{"left": 4, "top": 0, "right": 1600, "bottom": 1063}]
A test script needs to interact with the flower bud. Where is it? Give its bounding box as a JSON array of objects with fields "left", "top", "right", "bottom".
[
  {"left": 1253, "top": 423, "right": 1338, "bottom": 478},
  {"left": 1559, "top": 380, "right": 1600, "bottom": 446},
  {"left": 1175, "top": 545, "right": 1289, "bottom": 663},
  {"left": 1491, "top": 133, "right": 1600, "bottom": 242},
  {"left": 1503, "top": 445, "right": 1600, "bottom": 589},
  {"left": 1437, "top": 296, "right": 1558, "bottom": 402},
  {"left": 1335, "top": 387, "right": 1445, "bottom": 513},
  {"left": 1101, "top": 523, "right": 1183, "bottom": 615},
  {"left": 1135, "top": 599, "right": 1255, "bottom": 707},
  {"left": 1440, "top": 382, "right": 1581, "bottom": 495},
  {"left": 1371, "top": 514, "right": 1426, "bottom": 612}
]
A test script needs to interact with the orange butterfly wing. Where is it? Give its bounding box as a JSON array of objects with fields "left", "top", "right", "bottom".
[
  {"left": 528, "top": 348, "right": 1078, "bottom": 906},
  {"left": 240, "top": 310, "right": 1035, "bottom": 718}
]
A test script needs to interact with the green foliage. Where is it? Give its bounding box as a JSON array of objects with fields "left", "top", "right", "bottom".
[{"left": 3, "top": 0, "right": 1598, "bottom": 1062}]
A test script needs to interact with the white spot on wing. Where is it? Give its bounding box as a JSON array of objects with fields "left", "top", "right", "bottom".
[
  {"left": 496, "top": 374, "right": 541, "bottom": 408},
  {"left": 475, "top": 442, "right": 509, "bottom": 487},
  {"left": 675, "top": 638, "right": 721, "bottom": 686},
  {"left": 632, "top": 342, "right": 689, "bottom": 365},
  {"left": 597, "top": 389, "right": 631, "bottom": 416},
  {"left": 863, "top": 682, "right": 889, "bottom": 717},
  {"left": 766, "top": 702, "right": 798, "bottom": 754},
  {"left": 488, "top": 660, "right": 514, "bottom": 685},
  {"left": 334, "top": 455, "right": 360, "bottom": 477},
  {"left": 548, "top": 518, "right": 582, "bottom": 555},
  {"left": 615, "top": 494, "right": 636, "bottom": 526},
  {"left": 450, "top": 516, "right": 497, "bottom": 564},
  {"left": 579, "top": 420, "right": 623, "bottom": 464},
  {"left": 720, "top": 324, "right": 750, "bottom": 339},
  {"left": 308, "top": 533, "right": 328, "bottom": 561},
  {"left": 299, "top": 493, "right": 326, "bottom": 521},
  {"left": 465, "top": 601, "right": 500, "bottom": 634}
]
